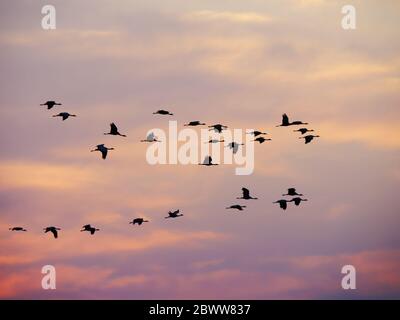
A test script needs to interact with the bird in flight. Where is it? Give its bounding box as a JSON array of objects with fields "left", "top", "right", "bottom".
[
  {"left": 165, "top": 210, "right": 183, "bottom": 219},
  {"left": 80, "top": 224, "right": 100, "bottom": 235},
  {"left": 299, "top": 135, "right": 320, "bottom": 144},
  {"left": 205, "top": 139, "right": 225, "bottom": 144},
  {"left": 141, "top": 132, "right": 159, "bottom": 142},
  {"left": 283, "top": 188, "right": 303, "bottom": 196},
  {"left": 253, "top": 137, "right": 272, "bottom": 144},
  {"left": 247, "top": 130, "right": 268, "bottom": 137},
  {"left": 209, "top": 124, "right": 228, "bottom": 133},
  {"left": 53, "top": 112, "right": 76, "bottom": 121},
  {"left": 91, "top": 144, "right": 114, "bottom": 159},
  {"left": 226, "top": 205, "right": 247, "bottom": 211},
  {"left": 104, "top": 123, "right": 127, "bottom": 137},
  {"left": 226, "top": 142, "right": 244, "bottom": 154},
  {"left": 129, "top": 218, "right": 149, "bottom": 225},
  {"left": 293, "top": 128, "right": 314, "bottom": 135},
  {"left": 184, "top": 121, "right": 206, "bottom": 126},
  {"left": 40, "top": 101, "right": 62, "bottom": 109},
  {"left": 9, "top": 227, "right": 27, "bottom": 232},
  {"left": 237, "top": 188, "right": 258, "bottom": 200},
  {"left": 153, "top": 109, "right": 173, "bottom": 116},
  {"left": 44, "top": 226, "right": 61, "bottom": 239},
  {"left": 290, "top": 197, "right": 308, "bottom": 206},
  {"left": 273, "top": 199, "right": 290, "bottom": 210},
  {"left": 276, "top": 113, "right": 308, "bottom": 127},
  {"left": 199, "top": 156, "right": 218, "bottom": 166}
]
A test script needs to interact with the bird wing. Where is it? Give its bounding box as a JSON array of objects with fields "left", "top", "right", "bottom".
[
  {"left": 61, "top": 113, "right": 68, "bottom": 120},
  {"left": 233, "top": 144, "right": 239, "bottom": 154},
  {"left": 281, "top": 201, "right": 287, "bottom": 210},
  {"left": 147, "top": 132, "right": 155, "bottom": 140},
  {"left": 288, "top": 188, "right": 295, "bottom": 194},
  {"left": 242, "top": 188, "right": 250, "bottom": 198},
  {"left": 101, "top": 148, "right": 108, "bottom": 159},
  {"left": 110, "top": 123, "right": 118, "bottom": 133},
  {"left": 51, "top": 229, "right": 58, "bottom": 238},
  {"left": 173, "top": 210, "right": 180, "bottom": 215},
  {"left": 282, "top": 113, "right": 289, "bottom": 125}
]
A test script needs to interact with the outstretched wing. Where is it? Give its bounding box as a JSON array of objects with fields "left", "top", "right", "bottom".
[
  {"left": 101, "top": 148, "right": 108, "bottom": 159},
  {"left": 281, "top": 201, "right": 287, "bottom": 210},
  {"left": 288, "top": 188, "right": 295, "bottom": 194},
  {"left": 110, "top": 123, "right": 118, "bottom": 134},
  {"left": 242, "top": 188, "right": 250, "bottom": 198},
  {"left": 62, "top": 113, "right": 68, "bottom": 120},
  {"left": 282, "top": 113, "right": 289, "bottom": 125},
  {"left": 147, "top": 132, "right": 155, "bottom": 140},
  {"left": 51, "top": 229, "right": 58, "bottom": 238}
]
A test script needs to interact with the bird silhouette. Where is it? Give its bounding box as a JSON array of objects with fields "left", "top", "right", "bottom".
[
  {"left": 80, "top": 224, "right": 99, "bottom": 235},
  {"left": 293, "top": 128, "right": 314, "bottom": 135},
  {"left": 247, "top": 130, "right": 267, "bottom": 137},
  {"left": 40, "top": 101, "right": 62, "bottom": 109},
  {"left": 300, "top": 135, "right": 320, "bottom": 144},
  {"left": 237, "top": 188, "right": 258, "bottom": 200},
  {"left": 199, "top": 156, "right": 218, "bottom": 166},
  {"left": 91, "top": 144, "right": 114, "bottom": 159},
  {"left": 141, "top": 132, "right": 159, "bottom": 142},
  {"left": 129, "top": 218, "right": 149, "bottom": 225},
  {"left": 9, "top": 227, "right": 27, "bottom": 232},
  {"left": 226, "top": 142, "right": 244, "bottom": 154},
  {"left": 276, "top": 114, "right": 308, "bottom": 127},
  {"left": 153, "top": 109, "right": 173, "bottom": 115},
  {"left": 208, "top": 124, "right": 228, "bottom": 133},
  {"left": 205, "top": 139, "right": 225, "bottom": 144},
  {"left": 44, "top": 226, "right": 61, "bottom": 238},
  {"left": 273, "top": 199, "right": 290, "bottom": 210},
  {"left": 184, "top": 121, "right": 206, "bottom": 126},
  {"left": 52, "top": 112, "right": 76, "bottom": 121},
  {"left": 253, "top": 137, "right": 272, "bottom": 144},
  {"left": 283, "top": 188, "right": 303, "bottom": 196},
  {"left": 165, "top": 210, "right": 183, "bottom": 219},
  {"left": 104, "top": 123, "right": 126, "bottom": 137},
  {"left": 226, "top": 205, "right": 247, "bottom": 211},
  {"left": 290, "top": 197, "right": 308, "bottom": 206}
]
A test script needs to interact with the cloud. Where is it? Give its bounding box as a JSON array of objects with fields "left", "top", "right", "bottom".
[{"left": 183, "top": 10, "right": 273, "bottom": 24}]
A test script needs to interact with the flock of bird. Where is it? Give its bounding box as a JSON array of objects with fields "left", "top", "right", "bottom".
[{"left": 8, "top": 102, "right": 318, "bottom": 238}]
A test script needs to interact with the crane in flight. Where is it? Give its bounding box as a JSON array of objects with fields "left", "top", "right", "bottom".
[
  {"left": 293, "top": 128, "right": 314, "bottom": 135},
  {"left": 290, "top": 197, "right": 308, "bottom": 206},
  {"left": 253, "top": 137, "right": 272, "bottom": 144},
  {"left": 129, "top": 218, "right": 149, "bottom": 225},
  {"left": 80, "top": 224, "right": 100, "bottom": 235},
  {"left": 104, "top": 123, "right": 127, "bottom": 137},
  {"left": 205, "top": 139, "right": 225, "bottom": 144},
  {"left": 40, "top": 100, "right": 62, "bottom": 109},
  {"left": 209, "top": 124, "right": 228, "bottom": 133},
  {"left": 44, "top": 226, "right": 61, "bottom": 239},
  {"left": 237, "top": 188, "right": 258, "bottom": 200},
  {"left": 91, "top": 144, "right": 114, "bottom": 159},
  {"left": 165, "top": 210, "right": 183, "bottom": 219},
  {"left": 283, "top": 188, "right": 303, "bottom": 196},
  {"left": 9, "top": 227, "right": 27, "bottom": 232},
  {"left": 199, "top": 156, "right": 218, "bottom": 166},
  {"left": 276, "top": 114, "right": 308, "bottom": 127},
  {"left": 226, "top": 205, "right": 247, "bottom": 211},
  {"left": 226, "top": 142, "right": 244, "bottom": 154},
  {"left": 52, "top": 112, "right": 76, "bottom": 121},
  {"left": 184, "top": 121, "right": 206, "bottom": 126},
  {"left": 299, "top": 135, "right": 320, "bottom": 144},
  {"left": 247, "top": 130, "right": 268, "bottom": 137},
  {"left": 153, "top": 109, "right": 173, "bottom": 115},
  {"left": 273, "top": 199, "right": 290, "bottom": 210},
  {"left": 141, "top": 132, "right": 159, "bottom": 142}
]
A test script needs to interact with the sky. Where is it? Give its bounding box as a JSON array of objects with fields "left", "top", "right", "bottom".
[{"left": 0, "top": 0, "right": 399, "bottom": 299}]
